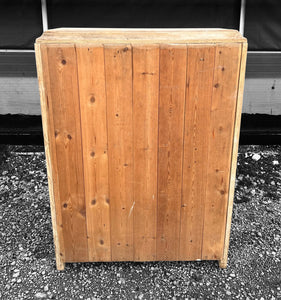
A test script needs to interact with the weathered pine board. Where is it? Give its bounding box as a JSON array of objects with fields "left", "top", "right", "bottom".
[
  {"left": 157, "top": 45, "right": 187, "bottom": 260},
  {"left": 76, "top": 45, "right": 111, "bottom": 261},
  {"left": 37, "top": 28, "right": 246, "bottom": 45},
  {"left": 202, "top": 44, "right": 242, "bottom": 260},
  {"left": 220, "top": 42, "right": 248, "bottom": 268},
  {"left": 35, "top": 44, "right": 65, "bottom": 270},
  {"left": 132, "top": 45, "right": 159, "bottom": 261},
  {"left": 104, "top": 45, "right": 134, "bottom": 261},
  {"left": 35, "top": 29, "right": 247, "bottom": 270},
  {"left": 40, "top": 44, "right": 89, "bottom": 262},
  {"left": 179, "top": 45, "right": 216, "bottom": 260}
]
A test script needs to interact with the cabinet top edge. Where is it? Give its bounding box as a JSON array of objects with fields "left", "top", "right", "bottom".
[{"left": 35, "top": 28, "right": 247, "bottom": 45}]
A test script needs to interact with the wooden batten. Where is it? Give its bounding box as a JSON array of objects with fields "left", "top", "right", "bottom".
[
  {"left": 34, "top": 43, "right": 65, "bottom": 270},
  {"left": 219, "top": 42, "right": 248, "bottom": 268}
]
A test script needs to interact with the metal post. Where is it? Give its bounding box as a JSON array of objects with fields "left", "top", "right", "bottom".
[
  {"left": 239, "top": 0, "right": 246, "bottom": 35},
  {"left": 41, "top": 0, "right": 48, "bottom": 32}
]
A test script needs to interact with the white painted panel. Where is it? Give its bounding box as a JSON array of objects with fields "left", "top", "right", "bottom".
[
  {"left": 243, "top": 78, "right": 281, "bottom": 115},
  {"left": 0, "top": 77, "right": 40, "bottom": 115}
]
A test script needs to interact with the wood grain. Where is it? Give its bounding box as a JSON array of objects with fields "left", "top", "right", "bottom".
[
  {"left": 35, "top": 44, "right": 65, "bottom": 270},
  {"left": 35, "top": 29, "right": 247, "bottom": 268},
  {"left": 179, "top": 45, "right": 216, "bottom": 260},
  {"left": 76, "top": 45, "right": 111, "bottom": 261},
  {"left": 132, "top": 45, "right": 159, "bottom": 261},
  {"left": 220, "top": 42, "right": 247, "bottom": 268},
  {"left": 157, "top": 45, "right": 187, "bottom": 260},
  {"left": 42, "top": 44, "right": 89, "bottom": 262},
  {"left": 36, "top": 28, "right": 246, "bottom": 45},
  {"left": 202, "top": 43, "right": 242, "bottom": 260},
  {"left": 104, "top": 44, "right": 134, "bottom": 261}
]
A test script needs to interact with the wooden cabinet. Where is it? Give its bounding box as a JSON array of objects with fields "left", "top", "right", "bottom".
[{"left": 35, "top": 28, "right": 247, "bottom": 270}]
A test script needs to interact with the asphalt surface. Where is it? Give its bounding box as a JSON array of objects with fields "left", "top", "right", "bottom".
[{"left": 0, "top": 144, "right": 280, "bottom": 299}]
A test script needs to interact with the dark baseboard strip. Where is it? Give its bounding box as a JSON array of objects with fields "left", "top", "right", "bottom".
[
  {"left": 240, "top": 132, "right": 281, "bottom": 145},
  {"left": 0, "top": 114, "right": 43, "bottom": 145},
  {"left": 240, "top": 113, "right": 281, "bottom": 145}
]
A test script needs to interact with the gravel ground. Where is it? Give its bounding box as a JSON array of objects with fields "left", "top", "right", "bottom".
[{"left": 0, "top": 144, "right": 280, "bottom": 300}]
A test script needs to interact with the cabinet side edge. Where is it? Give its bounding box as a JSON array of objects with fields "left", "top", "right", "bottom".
[
  {"left": 34, "top": 43, "right": 65, "bottom": 271},
  {"left": 220, "top": 42, "right": 248, "bottom": 268}
]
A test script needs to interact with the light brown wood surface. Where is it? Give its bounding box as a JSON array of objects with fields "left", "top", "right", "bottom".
[
  {"left": 36, "top": 28, "right": 246, "bottom": 45},
  {"left": 220, "top": 42, "right": 248, "bottom": 268},
  {"left": 35, "top": 44, "right": 65, "bottom": 270},
  {"left": 202, "top": 44, "right": 241, "bottom": 260},
  {"left": 157, "top": 45, "right": 186, "bottom": 260},
  {"left": 179, "top": 45, "right": 216, "bottom": 260},
  {"left": 76, "top": 45, "right": 111, "bottom": 261},
  {"left": 132, "top": 45, "right": 159, "bottom": 261},
  {"left": 35, "top": 28, "right": 247, "bottom": 269},
  {"left": 41, "top": 44, "right": 89, "bottom": 262},
  {"left": 104, "top": 44, "right": 134, "bottom": 261}
]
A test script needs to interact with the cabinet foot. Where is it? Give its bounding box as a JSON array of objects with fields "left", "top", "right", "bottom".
[
  {"left": 56, "top": 260, "right": 65, "bottom": 271},
  {"left": 219, "top": 259, "right": 227, "bottom": 269}
]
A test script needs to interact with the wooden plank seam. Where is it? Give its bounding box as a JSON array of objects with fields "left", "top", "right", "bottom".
[
  {"left": 178, "top": 46, "right": 188, "bottom": 260},
  {"left": 74, "top": 44, "right": 90, "bottom": 260},
  {"left": 35, "top": 30, "right": 247, "bottom": 269},
  {"left": 200, "top": 44, "right": 217, "bottom": 261},
  {"left": 103, "top": 44, "right": 113, "bottom": 262}
]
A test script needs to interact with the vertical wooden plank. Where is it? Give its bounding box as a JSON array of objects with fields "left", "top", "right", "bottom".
[
  {"left": 35, "top": 44, "right": 65, "bottom": 270},
  {"left": 132, "top": 45, "right": 159, "bottom": 261},
  {"left": 220, "top": 42, "right": 247, "bottom": 268},
  {"left": 157, "top": 45, "right": 186, "bottom": 260},
  {"left": 179, "top": 45, "right": 216, "bottom": 261},
  {"left": 43, "top": 44, "right": 88, "bottom": 262},
  {"left": 76, "top": 45, "right": 111, "bottom": 261},
  {"left": 104, "top": 44, "right": 134, "bottom": 261},
  {"left": 202, "top": 43, "right": 242, "bottom": 260}
]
